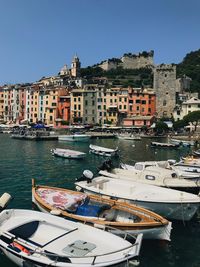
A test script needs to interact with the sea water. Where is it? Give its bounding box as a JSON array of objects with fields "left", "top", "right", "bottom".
[{"left": 0, "top": 134, "right": 199, "bottom": 267}]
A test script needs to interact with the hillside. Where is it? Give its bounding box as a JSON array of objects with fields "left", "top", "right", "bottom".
[
  {"left": 177, "top": 49, "right": 200, "bottom": 92},
  {"left": 80, "top": 49, "right": 200, "bottom": 92},
  {"left": 80, "top": 66, "right": 153, "bottom": 88}
]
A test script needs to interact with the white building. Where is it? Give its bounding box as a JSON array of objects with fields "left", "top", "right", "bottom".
[{"left": 173, "top": 97, "right": 200, "bottom": 121}]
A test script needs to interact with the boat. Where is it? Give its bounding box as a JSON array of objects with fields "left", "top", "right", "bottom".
[
  {"left": 0, "top": 209, "right": 142, "bottom": 267},
  {"left": 32, "top": 179, "right": 172, "bottom": 241},
  {"left": 51, "top": 148, "right": 86, "bottom": 159},
  {"left": 120, "top": 161, "right": 200, "bottom": 180},
  {"left": 173, "top": 157, "right": 200, "bottom": 173},
  {"left": 170, "top": 138, "right": 195, "bottom": 147},
  {"left": 75, "top": 171, "right": 200, "bottom": 221},
  {"left": 151, "top": 141, "right": 180, "bottom": 148},
  {"left": 58, "top": 134, "right": 90, "bottom": 142},
  {"left": 89, "top": 144, "right": 119, "bottom": 157},
  {"left": 192, "top": 149, "right": 200, "bottom": 157},
  {"left": 98, "top": 161, "right": 200, "bottom": 194},
  {"left": 0, "top": 192, "right": 12, "bottom": 211},
  {"left": 117, "top": 134, "right": 141, "bottom": 141}
]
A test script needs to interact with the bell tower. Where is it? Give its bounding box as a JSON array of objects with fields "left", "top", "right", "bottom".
[{"left": 71, "top": 54, "right": 81, "bottom": 77}]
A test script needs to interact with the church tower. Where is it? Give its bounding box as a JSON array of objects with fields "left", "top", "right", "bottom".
[
  {"left": 154, "top": 64, "right": 177, "bottom": 118},
  {"left": 71, "top": 54, "right": 81, "bottom": 77}
]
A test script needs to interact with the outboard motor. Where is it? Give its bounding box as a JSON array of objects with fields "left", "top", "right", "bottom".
[
  {"left": 76, "top": 170, "right": 94, "bottom": 183},
  {"left": 98, "top": 159, "right": 114, "bottom": 171},
  {"left": 0, "top": 192, "right": 12, "bottom": 212}
]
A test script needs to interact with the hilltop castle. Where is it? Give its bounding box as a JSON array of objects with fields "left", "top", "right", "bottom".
[{"left": 97, "top": 50, "right": 154, "bottom": 71}]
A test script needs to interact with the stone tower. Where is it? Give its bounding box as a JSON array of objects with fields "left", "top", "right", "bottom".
[
  {"left": 153, "top": 64, "right": 177, "bottom": 118},
  {"left": 71, "top": 54, "right": 81, "bottom": 77}
]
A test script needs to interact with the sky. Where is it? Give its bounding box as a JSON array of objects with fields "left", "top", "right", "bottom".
[{"left": 0, "top": 0, "right": 200, "bottom": 85}]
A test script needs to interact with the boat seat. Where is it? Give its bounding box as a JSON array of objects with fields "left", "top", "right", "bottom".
[{"left": 75, "top": 203, "right": 111, "bottom": 217}]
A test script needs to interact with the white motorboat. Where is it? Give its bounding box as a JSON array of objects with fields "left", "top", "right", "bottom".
[
  {"left": 32, "top": 179, "right": 172, "bottom": 241},
  {"left": 120, "top": 161, "right": 200, "bottom": 180},
  {"left": 51, "top": 148, "right": 86, "bottom": 159},
  {"left": 193, "top": 149, "right": 200, "bottom": 157},
  {"left": 89, "top": 144, "right": 119, "bottom": 157},
  {"left": 99, "top": 161, "right": 200, "bottom": 194},
  {"left": 75, "top": 172, "right": 200, "bottom": 221},
  {"left": 174, "top": 157, "right": 200, "bottom": 173},
  {"left": 151, "top": 141, "right": 180, "bottom": 148},
  {"left": 117, "top": 134, "right": 141, "bottom": 141},
  {"left": 0, "top": 209, "right": 142, "bottom": 267},
  {"left": 58, "top": 134, "right": 90, "bottom": 142},
  {"left": 170, "top": 138, "right": 195, "bottom": 147}
]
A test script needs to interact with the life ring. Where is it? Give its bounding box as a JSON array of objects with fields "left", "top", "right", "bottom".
[{"left": 11, "top": 242, "right": 30, "bottom": 255}]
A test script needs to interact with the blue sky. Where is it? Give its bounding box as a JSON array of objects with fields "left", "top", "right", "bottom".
[{"left": 0, "top": 0, "right": 200, "bottom": 84}]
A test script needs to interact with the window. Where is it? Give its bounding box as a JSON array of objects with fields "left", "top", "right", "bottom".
[
  {"left": 141, "top": 100, "right": 146, "bottom": 104},
  {"left": 85, "top": 100, "right": 88, "bottom": 106},
  {"left": 78, "top": 104, "right": 81, "bottom": 110},
  {"left": 163, "top": 100, "right": 167, "bottom": 106}
]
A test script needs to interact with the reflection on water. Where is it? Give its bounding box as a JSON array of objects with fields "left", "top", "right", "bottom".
[{"left": 0, "top": 134, "right": 199, "bottom": 267}]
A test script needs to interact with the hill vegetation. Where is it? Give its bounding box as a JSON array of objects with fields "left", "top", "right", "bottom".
[
  {"left": 80, "top": 48, "right": 200, "bottom": 92},
  {"left": 80, "top": 66, "right": 153, "bottom": 88},
  {"left": 177, "top": 49, "right": 200, "bottom": 92}
]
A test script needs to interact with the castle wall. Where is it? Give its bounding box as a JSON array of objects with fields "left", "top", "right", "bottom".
[
  {"left": 98, "top": 51, "right": 154, "bottom": 71},
  {"left": 121, "top": 55, "right": 153, "bottom": 69}
]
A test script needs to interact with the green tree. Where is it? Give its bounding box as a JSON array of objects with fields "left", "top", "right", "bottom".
[
  {"left": 183, "top": 111, "right": 200, "bottom": 131},
  {"left": 155, "top": 121, "right": 169, "bottom": 134},
  {"left": 173, "top": 119, "right": 187, "bottom": 130}
]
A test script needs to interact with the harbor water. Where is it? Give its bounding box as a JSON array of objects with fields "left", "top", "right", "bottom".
[{"left": 0, "top": 134, "right": 199, "bottom": 267}]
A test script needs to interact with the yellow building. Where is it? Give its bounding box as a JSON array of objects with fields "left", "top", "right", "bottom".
[
  {"left": 0, "top": 88, "right": 4, "bottom": 121},
  {"left": 43, "top": 88, "right": 58, "bottom": 126},
  {"left": 70, "top": 89, "right": 84, "bottom": 124},
  {"left": 104, "top": 88, "right": 120, "bottom": 125}
]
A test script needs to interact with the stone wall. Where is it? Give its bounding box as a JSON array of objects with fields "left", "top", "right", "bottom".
[
  {"left": 154, "top": 64, "right": 177, "bottom": 117},
  {"left": 98, "top": 51, "right": 154, "bottom": 71}
]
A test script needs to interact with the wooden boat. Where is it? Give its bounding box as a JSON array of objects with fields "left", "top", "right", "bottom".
[
  {"left": 32, "top": 179, "right": 172, "bottom": 241},
  {"left": 75, "top": 172, "right": 200, "bottom": 221},
  {"left": 51, "top": 148, "right": 86, "bottom": 159},
  {"left": 58, "top": 134, "right": 90, "bottom": 142},
  {"left": 89, "top": 144, "right": 119, "bottom": 157},
  {"left": 151, "top": 141, "right": 180, "bottom": 148},
  {"left": 0, "top": 209, "right": 142, "bottom": 267}
]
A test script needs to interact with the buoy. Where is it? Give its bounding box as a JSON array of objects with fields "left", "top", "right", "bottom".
[{"left": 0, "top": 193, "right": 12, "bottom": 210}]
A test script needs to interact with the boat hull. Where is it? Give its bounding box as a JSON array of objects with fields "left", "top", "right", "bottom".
[
  {"left": 32, "top": 195, "right": 171, "bottom": 241},
  {"left": 0, "top": 209, "right": 142, "bottom": 267},
  {"left": 32, "top": 181, "right": 171, "bottom": 241},
  {"left": 75, "top": 186, "right": 199, "bottom": 221},
  {"left": 58, "top": 135, "right": 90, "bottom": 142}
]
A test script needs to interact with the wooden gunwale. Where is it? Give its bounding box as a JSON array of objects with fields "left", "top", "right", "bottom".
[{"left": 32, "top": 179, "right": 168, "bottom": 229}]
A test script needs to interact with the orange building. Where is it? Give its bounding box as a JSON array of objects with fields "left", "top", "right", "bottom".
[
  {"left": 55, "top": 88, "right": 71, "bottom": 127},
  {"left": 127, "top": 88, "right": 156, "bottom": 116}
]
